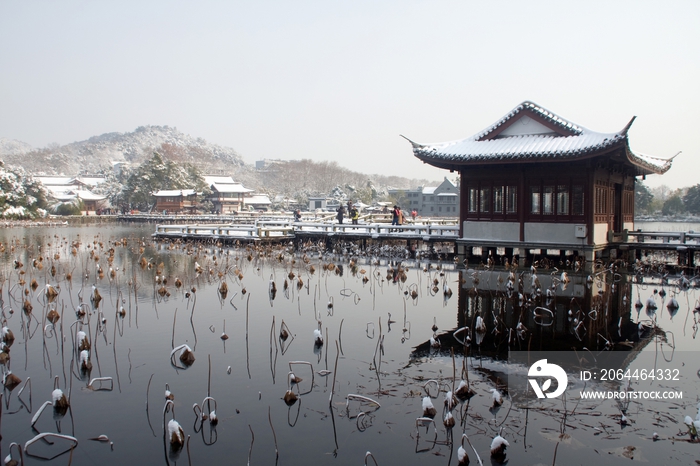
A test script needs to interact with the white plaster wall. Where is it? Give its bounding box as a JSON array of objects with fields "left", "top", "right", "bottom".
[
  {"left": 623, "top": 222, "right": 634, "bottom": 232},
  {"left": 462, "top": 221, "right": 520, "bottom": 241},
  {"left": 524, "top": 223, "right": 583, "bottom": 244},
  {"left": 593, "top": 223, "right": 609, "bottom": 245}
]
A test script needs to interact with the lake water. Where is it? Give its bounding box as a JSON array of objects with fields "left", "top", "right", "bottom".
[{"left": 0, "top": 222, "right": 698, "bottom": 465}]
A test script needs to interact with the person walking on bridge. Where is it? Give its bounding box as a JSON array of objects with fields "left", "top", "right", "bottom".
[
  {"left": 391, "top": 205, "right": 401, "bottom": 231},
  {"left": 336, "top": 205, "right": 346, "bottom": 224}
]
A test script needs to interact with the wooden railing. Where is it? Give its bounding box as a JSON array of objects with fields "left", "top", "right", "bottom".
[{"left": 154, "top": 219, "right": 459, "bottom": 240}]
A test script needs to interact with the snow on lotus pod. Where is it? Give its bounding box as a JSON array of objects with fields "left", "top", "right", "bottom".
[
  {"left": 77, "top": 331, "right": 90, "bottom": 351},
  {"left": 52, "top": 388, "right": 69, "bottom": 409},
  {"left": 457, "top": 445, "right": 469, "bottom": 465},
  {"left": 491, "top": 388, "right": 503, "bottom": 407},
  {"left": 422, "top": 396, "right": 436, "bottom": 418},
  {"left": 314, "top": 329, "right": 323, "bottom": 346},
  {"left": 80, "top": 349, "right": 92, "bottom": 372},
  {"left": 490, "top": 435, "right": 509, "bottom": 463},
  {"left": 443, "top": 411, "right": 455, "bottom": 429},
  {"left": 168, "top": 419, "right": 185, "bottom": 448},
  {"left": 2, "top": 327, "right": 15, "bottom": 347},
  {"left": 454, "top": 380, "right": 476, "bottom": 401}
]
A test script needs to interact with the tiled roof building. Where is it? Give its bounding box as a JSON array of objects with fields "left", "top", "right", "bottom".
[{"left": 404, "top": 101, "right": 676, "bottom": 262}]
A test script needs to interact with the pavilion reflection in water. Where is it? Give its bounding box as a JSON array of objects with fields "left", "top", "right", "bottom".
[{"left": 414, "top": 267, "right": 657, "bottom": 360}]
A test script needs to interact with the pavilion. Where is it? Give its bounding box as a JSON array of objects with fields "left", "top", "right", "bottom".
[{"left": 404, "top": 101, "right": 676, "bottom": 263}]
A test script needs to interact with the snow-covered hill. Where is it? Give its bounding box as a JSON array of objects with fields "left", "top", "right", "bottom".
[
  {"left": 0, "top": 126, "right": 254, "bottom": 182},
  {"left": 0, "top": 138, "right": 33, "bottom": 156}
]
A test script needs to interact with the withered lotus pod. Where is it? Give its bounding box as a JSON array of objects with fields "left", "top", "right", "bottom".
[
  {"left": 30, "top": 278, "right": 38, "bottom": 291},
  {"left": 179, "top": 348, "right": 195, "bottom": 366},
  {"left": 46, "top": 285, "right": 58, "bottom": 302},
  {"left": 91, "top": 288, "right": 102, "bottom": 308},
  {"left": 22, "top": 299, "right": 32, "bottom": 315},
  {"left": 47, "top": 309, "right": 60, "bottom": 324},
  {"left": 4, "top": 372, "right": 21, "bottom": 390},
  {"left": 283, "top": 390, "right": 298, "bottom": 406}
]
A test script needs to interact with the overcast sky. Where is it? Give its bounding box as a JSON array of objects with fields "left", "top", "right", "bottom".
[{"left": 1, "top": 1, "right": 697, "bottom": 188}]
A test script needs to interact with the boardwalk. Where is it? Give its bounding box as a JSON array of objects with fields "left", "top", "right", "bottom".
[
  {"left": 153, "top": 219, "right": 460, "bottom": 243},
  {"left": 149, "top": 214, "right": 700, "bottom": 267}
]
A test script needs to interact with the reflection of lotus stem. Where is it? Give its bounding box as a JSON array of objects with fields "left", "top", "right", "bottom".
[
  {"left": 24, "top": 432, "right": 78, "bottom": 458},
  {"left": 329, "top": 340, "right": 339, "bottom": 404},
  {"left": 364, "top": 451, "right": 378, "bottom": 466},
  {"left": 30, "top": 400, "right": 53, "bottom": 427},
  {"left": 423, "top": 379, "right": 439, "bottom": 398},
  {"left": 247, "top": 425, "right": 255, "bottom": 466},
  {"left": 6, "top": 442, "right": 22, "bottom": 465},
  {"left": 17, "top": 376, "right": 31, "bottom": 400},
  {"left": 288, "top": 361, "right": 315, "bottom": 391},
  {"left": 346, "top": 394, "right": 381, "bottom": 409},
  {"left": 268, "top": 406, "right": 279, "bottom": 460},
  {"left": 88, "top": 377, "right": 114, "bottom": 391}
]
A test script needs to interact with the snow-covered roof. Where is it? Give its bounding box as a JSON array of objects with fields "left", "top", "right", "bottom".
[
  {"left": 77, "top": 176, "right": 106, "bottom": 186},
  {"left": 74, "top": 190, "right": 107, "bottom": 201},
  {"left": 422, "top": 187, "right": 437, "bottom": 195},
  {"left": 51, "top": 189, "right": 106, "bottom": 201},
  {"left": 36, "top": 176, "right": 74, "bottom": 186},
  {"left": 211, "top": 183, "right": 252, "bottom": 194},
  {"left": 405, "top": 100, "right": 674, "bottom": 176},
  {"left": 152, "top": 189, "right": 197, "bottom": 197},
  {"left": 437, "top": 192, "right": 457, "bottom": 196},
  {"left": 44, "top": 185, "right": 75, "bottom": 195},
  {"left": 53, "top": 193, "right": 77, "bottom": 201},
  {"left": 245, "top": 195, "right": 271, "bottom": 205},
  {"left": 204, "top": 175, "right": 235, "bottom": 185}
]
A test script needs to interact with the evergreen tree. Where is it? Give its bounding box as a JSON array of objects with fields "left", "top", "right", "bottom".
[
  {"left": 634, "top": 181, "right": 654, "bottom": 214},
  {"left": 0, "top": 161, "right": 48, "bottom": 218},
  {"left": 661, "top": 194, "right": 684, "bottom": 216},
  {"left": 682, "top": 184, "right": 700, "bottom": 215},
  {"left": 123, "top": 152, "right": 209, "bottom": 212}
]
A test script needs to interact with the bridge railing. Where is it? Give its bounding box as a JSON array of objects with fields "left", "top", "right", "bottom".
[
  {"left": 626, "top": 230, "right": 700, "bottom": 245},
  {"left": 154, "top": 220, "right": 459, "bottom": 240}
]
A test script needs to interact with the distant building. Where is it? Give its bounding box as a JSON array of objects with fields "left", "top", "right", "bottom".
[
  {"left": 36, "top": 175, "right": 108, "bottom": 215},
  {"left": 245, "top": 194, "right": 272, "bottom": 212},
  {"left": 153, "top": 189, "right": 199, "bottom": 214},
  {"left": 388, "top": 177, "right": 459, "bottom": 217},
  {"left": 255, "top": 159, "right": 285, "bottom": 170},
  {"left": 405, "top": 100, "right": 674, "bottom": 262},
  {"left": 204, "top": 175, "right": 252, "bottom": 214},
  {"left": 308, "top": 196, "right": 327, "bottom": 211}
]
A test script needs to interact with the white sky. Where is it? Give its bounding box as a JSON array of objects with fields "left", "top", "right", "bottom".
[{"left": 1, "top": 1, "right": 698, "bottom": 188}]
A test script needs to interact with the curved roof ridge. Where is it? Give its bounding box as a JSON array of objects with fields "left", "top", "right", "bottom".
[{"left": 475, "top": 100, "right": 584, "bottom": 140}]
